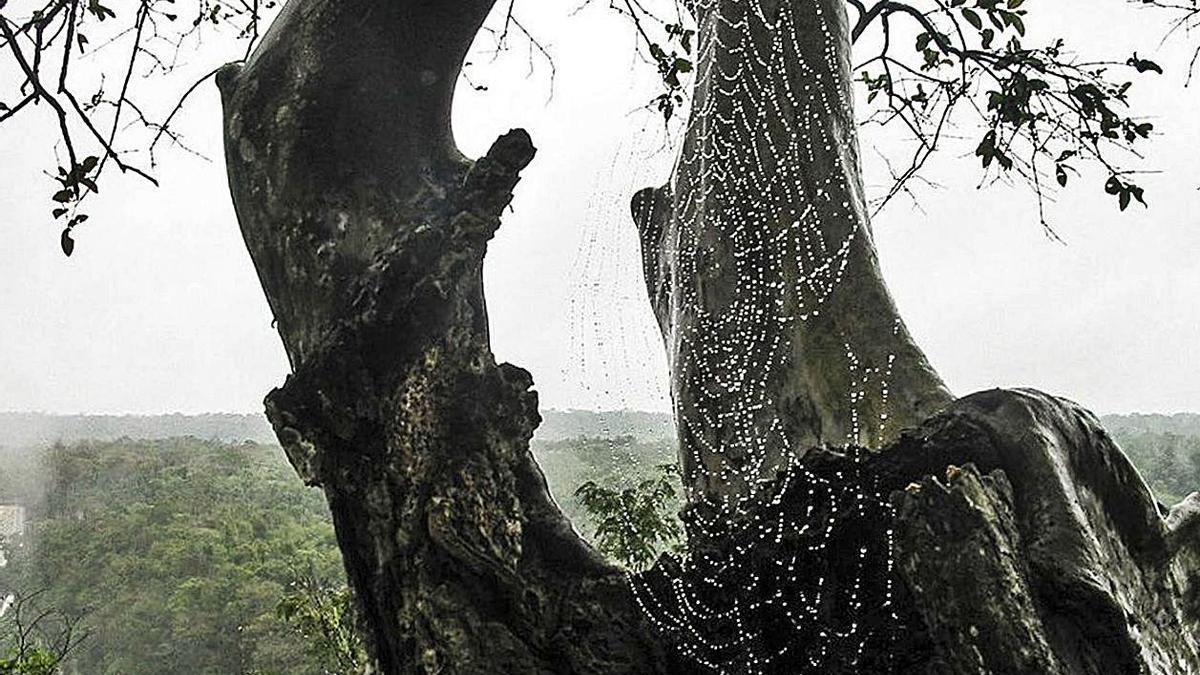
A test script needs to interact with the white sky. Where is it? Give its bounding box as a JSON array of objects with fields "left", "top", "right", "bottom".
[{"left": 1, "top": 1, "right": 1198, "bottom": 416}]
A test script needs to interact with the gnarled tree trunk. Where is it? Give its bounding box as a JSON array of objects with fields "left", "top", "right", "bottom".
[
  {"left": 633, "top": 389, "right": 1200, "bottom": 673},
  {"left": 217, "top": 1, "right": 673, "bottom": 672},
  {"left": 215, "top": 0, "right": 1200, "bottom": 673}
]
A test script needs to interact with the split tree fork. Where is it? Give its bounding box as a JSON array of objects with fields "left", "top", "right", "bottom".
[{"left": 211, "top": 0, "right": 1199, "bottom": 672}]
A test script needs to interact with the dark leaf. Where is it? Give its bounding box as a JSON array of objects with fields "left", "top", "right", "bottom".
[
  {"left": 962, "top": 8, "right": 983, "bottom": 30},
  {"left": 1127, "top": 53, "right": 1163, "bottom": 75},
  {"left": 61, "top": 229, "right": 75, "bottom": 257}
]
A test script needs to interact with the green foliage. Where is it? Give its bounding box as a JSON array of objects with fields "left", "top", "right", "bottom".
[
  {"left": 588, "top": 1, "right": 695, "bottom": 123},
  {"left": 1108, "top": 428, "right": 1200, "bottom": 505},
  {"left": 2, "top": 438, "right": 345, "bottom": 675},
  {"left": 0, "top": 590, "right": 84, "bottom": 675},
  {"left": 1, "top": 0, "right": 270, "bottom": 255},
  {"left": 647, "top": 22, "right": 695, "bottom": 122},
  {"left": 275, "top": 573, "right": 366, "bottom": 675},
  {"left": 0, "top": 413, "right": 1189, "bottom": 673},
  {"left": 574, "top": 463, "right": 683, "bottom": 571},
  {"left": 849, "top": 0, "right": 1166, "bottom": 229},
  {"left": 532, "top": 434, "right": 684, "bottom": 569},
  {"left": 0, "top": 645, "right": 59, "bottom": 675},
  {"left": 532, "top": 435, "right": 677, "bottom": 527}
]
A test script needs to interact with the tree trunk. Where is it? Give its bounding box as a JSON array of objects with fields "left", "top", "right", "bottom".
[
  {"left": 632, "top": 0, "right": 952, "bottom": 505},
  {"left": 634, "top": 389, "right": 1200, "bottom": 673},
  {"left": 217, "top": 1, "right": 674, "bottom": 672},
  {"left": 215, "top": 1, "right": 1200, "bottom": 673}
]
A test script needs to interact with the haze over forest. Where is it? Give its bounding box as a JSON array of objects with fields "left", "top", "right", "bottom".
[
  {"left": 6, "top": 410, "right": 1197, "bottom": 509},
  {"left": 2, "top": 0, "right": 1199, "bottom": 671},
  {"left": 2, "top": 1, "right": 1199, "bottom": 419}
]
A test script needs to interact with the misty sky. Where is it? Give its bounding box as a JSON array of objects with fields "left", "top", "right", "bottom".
[{"left": 1, "top": 1, "right": 1198, "bottom": 416}]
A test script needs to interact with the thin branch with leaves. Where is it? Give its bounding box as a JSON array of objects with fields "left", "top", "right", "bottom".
[{"left": 0, "top": 0, "right": 265, "bottom": 255}]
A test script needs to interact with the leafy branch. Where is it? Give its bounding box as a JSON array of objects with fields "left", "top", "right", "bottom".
[
  {"left": 575, "top": 463, "right": 683, "bottom": 571},
  {"left": 0, "top": 589, "right": 89, "bottom": 675},
  {"left": 0, "top": 0, "right": 266, "bottom": 255},
  {"left": 851, "top": 0, "right": 1164, "bottom": 234},
  {"left": 581, "top": 0, "right": 696, "bottom": 122}
]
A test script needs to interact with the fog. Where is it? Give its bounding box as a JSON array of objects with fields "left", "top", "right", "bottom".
[{"left": 1, "top": 1, "right": 1197, "bottom": 416}]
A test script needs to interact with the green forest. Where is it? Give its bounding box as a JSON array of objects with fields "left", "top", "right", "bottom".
[
  {"left": 0, "top": 439, "right": 347, "bottom": 674},
  {"left": 1, "top": 412, "right": 1197, "bottom": 673}
]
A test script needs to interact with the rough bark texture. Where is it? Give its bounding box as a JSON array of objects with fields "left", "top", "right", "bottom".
[
  {"left": 632, "top": 0, "right": 953, "bottom": 504},
  {"left": 636, "top": 389, "right": 1200, "bottom": 673},
  {"left": 215, "top": 1, "right": 1199, "bottom": 673},
  {"left": 893, "top": 390, "right": 1200, "bottom": 674},
  {"left": 217, "top": 1, "right": 674, "bottom": 672}
]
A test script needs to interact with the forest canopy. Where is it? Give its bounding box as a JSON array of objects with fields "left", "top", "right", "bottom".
[{"left": 1, "top": 412, "right": 1196, "bottom": 672}]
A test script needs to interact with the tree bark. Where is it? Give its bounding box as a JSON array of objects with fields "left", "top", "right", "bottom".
[
  {"left": 634, "top": 389, "right": 1200, "bottom": 673},
  {"left": 217, "top": 1, "right": 673, "bottom": 672},
  {"left": 215, "top": 1, "right": 1200, "bottom": 673},
  {"left": 632, "top": 0, "right": 952, "bottom": 505}
]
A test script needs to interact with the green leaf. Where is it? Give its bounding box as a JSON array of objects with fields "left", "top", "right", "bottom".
[
  {"left": 61, "top": 228, "right": 75, "bottom": 256},
  {"left": 1131, "top": 185, "right": 1147, "bottom": 207},
  {"left": 1009, "top": 14, "right": 1025, "bottom": 36},
  {"left": 962, "top": 8, "right": 983, "bottom": 30}
]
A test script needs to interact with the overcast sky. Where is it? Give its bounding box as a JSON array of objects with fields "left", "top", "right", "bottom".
[{"left": 1, "top": 1, "right": 1197, "bottom": 416}]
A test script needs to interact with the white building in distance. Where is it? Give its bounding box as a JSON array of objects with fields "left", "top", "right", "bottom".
[{"left": 0, "top": 502, "right": 25, "bottom": 568}]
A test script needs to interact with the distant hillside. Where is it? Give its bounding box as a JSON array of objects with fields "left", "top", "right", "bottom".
[
  {"left": 535, "top": 410, "right": 674, "bottom": 442},
  {"left": 0, "top": 410, "right": 676, "bottom": 449},
  {"left": 1099, "top": 413, "right": 1200, "bottom": 505},
  {"left": 1099, "top": 413, "right": 1200, "bottom": 438},
  {"left": 2, "top": 409, "right": 1193, "bottom": 451},
  {"left": 0, "top": 412, "right": 277, "bottom": 447}
]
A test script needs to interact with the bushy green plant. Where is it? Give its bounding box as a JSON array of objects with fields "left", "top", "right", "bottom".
[
  {"left": 574, "top": 463, "right": 683, "bottom": 571},
  {"left": 276, "top": 572, "right": 366, "bottom": 675},
  {"left": 1, "top": 645, "right": 59, "bottom": 675},
  {"left": 4, "top": 439, "right": 345, "bottom": 675}
]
